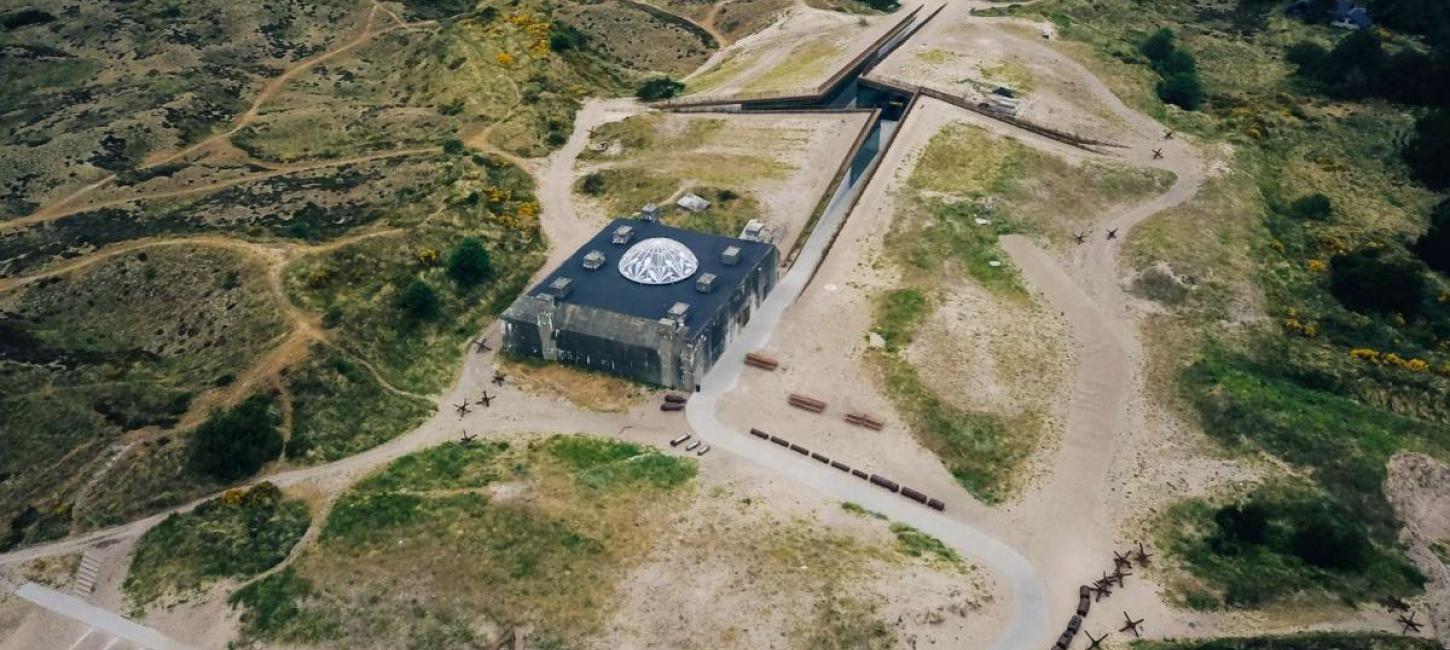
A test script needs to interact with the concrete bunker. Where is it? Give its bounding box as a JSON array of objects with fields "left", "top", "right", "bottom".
[{"left": 501, "top": 218, "right": 778, "bottom": 389}]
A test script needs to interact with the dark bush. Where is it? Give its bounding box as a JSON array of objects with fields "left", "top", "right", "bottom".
[
  {"left": 1290, "top": 513, "right": 1371, "bottom": 571},
  {"left": 1285, "top": 41, "right": 1329, "bottom": 76},
  {"left": 1323, "top": 30, "right": 1389, "bottom": 99},
  {"left": 1155, "top": 49, "right": 1198, "bottom": 77},
  {"left": 442, "top": 138, "right": 466, "bottom": 155},
  {"left": 1215, "top": 502, "right": 1271, "bottom": 546},
  {"left": 446, "top": 238, "right": 493, "bottom": 286},
  {"left": 397, "top": 279, "right": 441, "bottom": 321},
  {"left": 1158, "top": 72, "right": 1205, "bottom": 110},
  {"left": 321, "top": 307, "right": 343, "bottom": 329},
  {"left": 1140, "top": 28, "right": 1177, "bottom": 62},
  {"left": 1329, "top": 247, "right": 1428, "bottom": 317},
  {"left": 1414, "top": 199, "right": 1450, "bottom": 274},
  {"left": 548, "top": 24, "right": 587, "bottom": 51},
  {"left": 580, "top": 172, "right": 605, "bottom": 196},
  {"left": 1, "top": 9, "right": 55, "bottom": 30},
  {"left": 1140, "top": 28, "right": 1204, "bottom": 110},
  {"left": 635, "top": 78, "right": 684, "bottom": 101},
  {"left": 190, "top": 395, "right": 282, "bottom": 483},
  {"left": 1404, "top": 109, "right": 1450, "bottom": 190},
  {"left": 1289, "top": 193, "right": 1333, "bottom": 221}
]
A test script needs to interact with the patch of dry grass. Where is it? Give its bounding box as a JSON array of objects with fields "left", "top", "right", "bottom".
[{"left": 500, "top": 356, "right": 648, "bottom": 413}]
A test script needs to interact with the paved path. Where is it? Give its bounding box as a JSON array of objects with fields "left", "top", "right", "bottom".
[
  {"left": 686, "top": 105, "right": 1051, "bottom": 650},
  {"left": 12, "top": 583, "right": 187, "bottom": 650}
]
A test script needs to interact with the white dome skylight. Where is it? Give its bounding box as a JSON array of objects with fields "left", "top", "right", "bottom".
[{"left": 617, "top": 237, "right": 699, "bottom": 285}]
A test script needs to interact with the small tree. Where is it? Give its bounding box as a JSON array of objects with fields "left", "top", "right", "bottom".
[
  {"left": 1286, "top": 41, "right": 1329, "bottom": 77},
  {"left": 446, "top": 238, "right": 493, "bottom": 286},
  {"left": 549, "top": 24, "right": 587, "bottom": 51},
  {"left": 1289, "top": 193, "right": 1333, "bottom": 221},
  {"left": 1404, "top": 109, "right": 1450, "bottom": 190},
  {"left": 191, "top": 395, "right": 282, "bottom": 483},
  {"left": 580, "top": 172, "right": 606, "bottom": 196},
  {"left": 635, "top": 78, "right": 685, "bottom": 101},
  {"left": 1414, "top": 199, "right": 1450, "bottom": 274},
  {"left": 1154, "top": 49, "right": 1198, "bottom": 78},
  {"left": 1329, "top": 247, "right": 1428, "bottom": 318},
  {"left": 397, "top": 279, "right": 441, "bottom": 321},
  {"left": 1140, "top": 28, "right": 1177, "bottom": 63},
  {"left": 442, "top": 138, "right": 466, "bottom": 156},
  {"left": 1157, "top": 72, "right": 1204, "bottom": 110}
]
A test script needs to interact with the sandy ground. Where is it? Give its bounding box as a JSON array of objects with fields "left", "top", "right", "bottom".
[
  {"left": 869, "top": 3, "right": 1132, "bottom": 145},
  {"left": 680, "top": 2, "right": 919, "bottom": 100},
  {"left": 1387, "top": 453, "right": 1450, "bottom": 647},
  {"left": 597, "top": 464, "right": 996, "bottom": 650},
  {"left": 576, "top": 110, "right": 872, "bottom": 254}
]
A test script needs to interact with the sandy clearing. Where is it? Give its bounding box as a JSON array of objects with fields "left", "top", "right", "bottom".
[
  {"left": 576, "top": 110, "right": 871, "bottom": 254},
  {"left": 680, "top": 3, "right": 917, "bottom": 99},
  {"left": 871, "top": 2, "right": 1133, "bottom": 145}
]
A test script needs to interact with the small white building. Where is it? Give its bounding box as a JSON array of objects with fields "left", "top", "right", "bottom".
[{"left": 677, "top": 193, "right": 710, "bottom": 213}]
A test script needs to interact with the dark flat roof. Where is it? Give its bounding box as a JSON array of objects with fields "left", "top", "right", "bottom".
[{"left": 526, "top": 218, "right": 775, "bottom": 339}]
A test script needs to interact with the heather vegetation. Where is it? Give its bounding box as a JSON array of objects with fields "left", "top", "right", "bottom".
[
  {"left": 124, "top": 483, "right": 309, "bottom": 611},
  {"left": 0, "top": 0, "right": 684, "bottom": 550}
]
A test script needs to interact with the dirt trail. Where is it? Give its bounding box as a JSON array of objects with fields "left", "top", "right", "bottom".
[
  {"left": 3, "top": 147, "right": 436, "bottom": 232},
  {"left": 945, "top": 14, "right": 1207, "bottom": 637},
  {"left": 535, "top": 98, "right": 646, "bottom": 275},
  {"left": 0, "top": 97, "right": 652, "bottom": 570},
  {"left": 21, "top": 1, "right": 432, "bottom": 224}
]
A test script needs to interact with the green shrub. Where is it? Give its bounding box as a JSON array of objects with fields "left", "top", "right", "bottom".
[
  {"left": 442, "top": 138, "right": 466, "bottom": 155},
  {"left": 1413, "top": 199, "right": 1450, "bottom": 274},
  {"left": 580, "top": 172, "right": 605, "bottom": 196},
  {"left": 1328, "top": 248, "right": 1428, "bottom": 318},
  {"left": 1213, "top": 502, "right": 1269, "bottom": 548},
  {"left": 190, "top": 395, "right": 282, "bottom": 482},
  {"left": 1138, "top": 28, "right": 1203, "bottom": 110},
  {"left": 396, "top": 278, "right": 440, "bottom": 321},
  {"left": 446, "top": 238, "right": 493, "bottom": 286},
  {"left": 635, "top": 77, "right": 684, "bottom": 101},
  {"left": 548, "top": 24, "right": 586, "bottom": 51},
  {"left": 1288, "top": 193, "right": 1333, "bottom": 221},
  {"left": 1140, "top": 28, "right": 1177, "bottom": 62},
  {"left": 1404, "top": 108, "right": 1450, "bottom": 189},
  {"left": 1158, "top": 72, "right": 1204, "bottom": 110},
  {"left": 1156, "top": 49, "right": 1198, "bottom": 77},
  {"left": 1285, "top": 41, "right": 1329, "bottom": 77}
]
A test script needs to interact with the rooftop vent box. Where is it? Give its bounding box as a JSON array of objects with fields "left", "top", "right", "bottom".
[
  {"left": 640, "top": 203, "right": 660, "bottom": 222},
  {"left": 611, "top": 225, "right": 635, "bottom": 245},
  {"left": 721, "top": 245, "right": 742, "bottom": 266},
  {"left": 695, "top": 272, "right": 717, "bottom": 294},
  {"left": 667, "top": 301, "right": 690, "bottom": 322},
  {"left": 582, "top": 250, "right": 606, "bottom": 270},
  {"left": 547, "top": 276, "right": 573, "bottom": 299}
]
